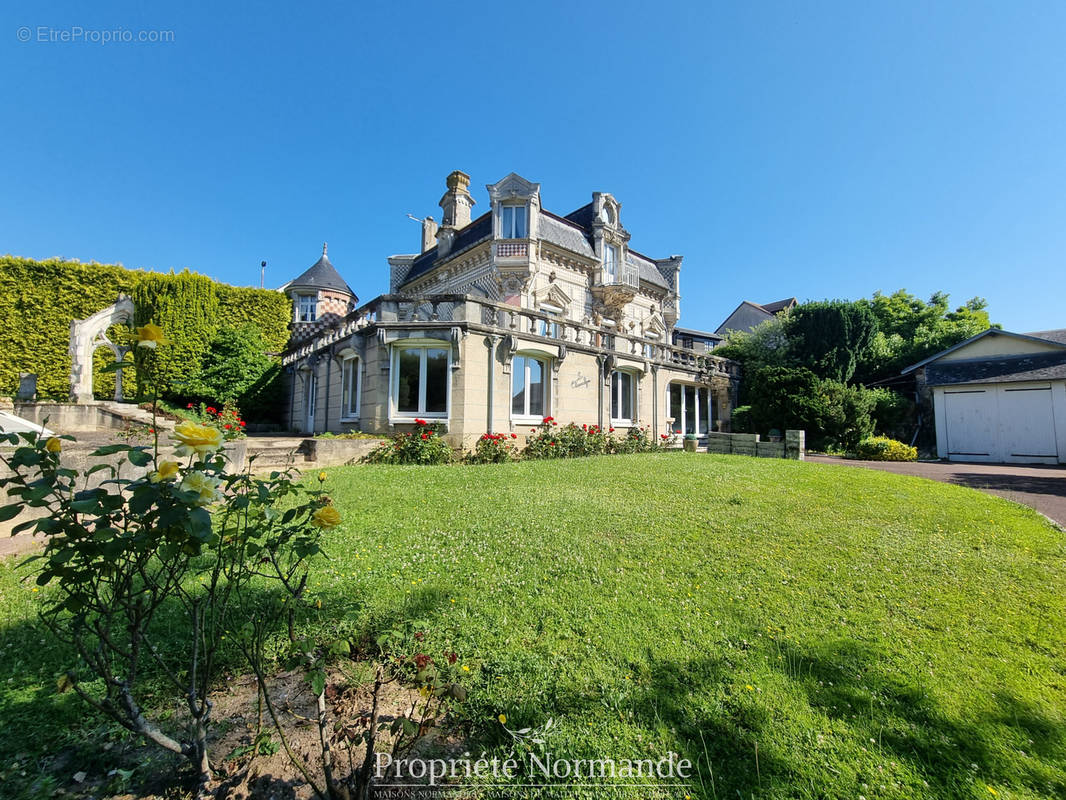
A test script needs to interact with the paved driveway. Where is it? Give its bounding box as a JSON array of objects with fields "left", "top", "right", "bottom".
[{"left": 806, "top": 455, "right": 1066, "bottom": 528}]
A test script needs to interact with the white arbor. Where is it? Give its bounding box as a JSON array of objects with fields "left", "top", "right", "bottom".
[{"left": 69, "top": 295, "right": 134, "bottom": 403}]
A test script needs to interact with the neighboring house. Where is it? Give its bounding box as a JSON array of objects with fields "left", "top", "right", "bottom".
[
  {"left": 671, "top": 326, "right": 722, "bottom": 353},
  {"left": 281, "top": 170, "right": 739, "bottom": 445},
  {"left": 902, "top": 328, "right": 1066, "bottom": 464},
  {"left": 715, "top": 297, "right": 796, "bottom": 336}
]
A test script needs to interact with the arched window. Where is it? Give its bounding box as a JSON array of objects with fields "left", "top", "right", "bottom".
[{"left": 340, "top": 356, "right": 360, "bottom": 420}]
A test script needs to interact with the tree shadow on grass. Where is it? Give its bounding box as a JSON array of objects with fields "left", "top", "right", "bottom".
[{"left": 767, "top": 637, "right": 1066, "bottom": 799}]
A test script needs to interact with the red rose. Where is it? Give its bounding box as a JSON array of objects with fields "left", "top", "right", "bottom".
[
  {"left": 609, "top": 427, "right": 615, "bottom": 432},
  {"left": 148, "top": 428, "right": 155, "bottom": 434},
  {"left": 239, "top": 421, "right": 246, "bottom": 427},
  {"left": 421, "top": 433, "right": 429, "bottom": 440},
  {"left": 206, "top": 407, "right": 217, "bottom": 414},
  {"left": 186, "top": 403, "right": 193, "bottom": 409},
  {"left": 511, "top": 433, "right": 517, "bottom": 439},
  {"left": 225, "top": 424, "right": 232, "bottom": 429},
  {"left": 661, "top": 434, "right": 668, "bottom": 439}
]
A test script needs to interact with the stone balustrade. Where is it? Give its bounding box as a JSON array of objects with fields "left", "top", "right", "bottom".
[{"left": 282, "top": 293, "right": 738, "bottom": 382}]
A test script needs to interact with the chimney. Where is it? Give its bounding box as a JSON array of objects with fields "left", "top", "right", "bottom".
[
  {"left": 421, "top": 215, "right": 438, "bottom": 252},
  {"left": 438, "top": 170, "right": 475, "bottom": 230}
]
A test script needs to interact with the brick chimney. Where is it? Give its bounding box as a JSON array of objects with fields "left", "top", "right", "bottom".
[
  {"left": 438, "top": 170, "right": 475, "bottom": 230},
  {"left": 421, "top": 215, "right": 439, "bottom": 252}
]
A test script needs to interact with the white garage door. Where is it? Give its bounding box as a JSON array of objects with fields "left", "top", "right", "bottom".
[{"left": 942, "top": 384, "right": 1059, "bottom": 464}]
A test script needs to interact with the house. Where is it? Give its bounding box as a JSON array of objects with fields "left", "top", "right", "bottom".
[
  {"left": 670, "top": 327, "right": 722, "bottom": 353},
  {"left": 715, "top": 297, "right": 796, "bottom": 336},
  {"left": 281, "top": 171, "right": 739, "bottom": 446},
  {"left": 902, "top": 328, "right": 1066, "bottom": 464}
]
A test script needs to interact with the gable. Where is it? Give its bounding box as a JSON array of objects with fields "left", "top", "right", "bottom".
[{"left": 937, "top": 331, "right": 1064, "bottom": 362}]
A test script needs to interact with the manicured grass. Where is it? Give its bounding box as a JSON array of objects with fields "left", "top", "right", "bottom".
[{"left": 1, "top": 454, "right": 1064, "bottom": 798}]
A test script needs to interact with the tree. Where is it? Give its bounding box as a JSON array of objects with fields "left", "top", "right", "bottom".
[
  {"left": 713, "top": 316, "right": 791, "bottom": 404},
  {"left": 785, "top": 300, "right": 878, "bottom": 383},
  {"left": 181, "top": 324, "right": 284, "bottom": 419},
  {"left": 856, "top": 290, "right": 991, "bottom": 382}
]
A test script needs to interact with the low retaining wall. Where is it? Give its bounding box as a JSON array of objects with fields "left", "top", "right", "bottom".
[
  {"left": 705, "top": 430, "right": 805, "bottom": 460},
  {"left": 13, "top": 402, "right": 164, "bottom": 433},
  {"left": 303, "top": 438, "right": 384, "bottom": 467}
]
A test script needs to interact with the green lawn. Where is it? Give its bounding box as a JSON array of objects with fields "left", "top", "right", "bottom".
[{"left": 1, "top": 454, "right": 1064, "bottom": 798}]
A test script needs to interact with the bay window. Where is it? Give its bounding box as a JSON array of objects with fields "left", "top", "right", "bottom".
[
  {"left": 511, "top": 354, "right": 548, "bottom": 419},
  {"left": 610, "top": 370, "right": 636, "bottom": 425},
  {"left": 392, "top": 345, "right": 450, "bottom": 419}
]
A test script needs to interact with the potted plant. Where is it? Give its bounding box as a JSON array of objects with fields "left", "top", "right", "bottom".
[{"left": 683, "top": 433, "right": 698, "bottom": 452}]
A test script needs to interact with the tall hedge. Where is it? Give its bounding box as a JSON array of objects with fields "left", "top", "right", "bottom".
[{"left": 0, "top": 256, "right": 290, "bottom": 402}]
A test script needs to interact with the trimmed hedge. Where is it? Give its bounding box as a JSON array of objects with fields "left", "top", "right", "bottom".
[{"left": 0, "top": 256, "right": 290, "bottom": 401}]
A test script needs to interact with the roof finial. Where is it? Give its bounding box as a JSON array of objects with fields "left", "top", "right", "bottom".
[{"left": 322, "top": 242, "right": 328, "bottom": 257}]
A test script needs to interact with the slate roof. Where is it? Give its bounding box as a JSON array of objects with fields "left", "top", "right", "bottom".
[
  {"left": 537, "top": 211, "right": 595, "bottom": 258},
  {"left": 1026, "top": 328, "right": 1066, "bottom": 345},
  {"left": 714, "top": 298, "right": 796, "bottom": 335},
  {"left": 399, "top": 202, "right": 674, "bottom": 292},
  {"left": 925, "top": 351, "right": 1066, "bottom": 386},
  {"left": 404, "top": 212, "right": 493, "bottom": 283},
  {"left": 288, "top": 246, "right": 355, "bottom": 295}
]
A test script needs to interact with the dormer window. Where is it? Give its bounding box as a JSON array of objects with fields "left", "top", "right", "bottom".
[
  {"left": 296, "top": 294, "right": 317, "bottom": 323},
  {"left": 501, "top": 204, "right": 528, "bottom": 239}
]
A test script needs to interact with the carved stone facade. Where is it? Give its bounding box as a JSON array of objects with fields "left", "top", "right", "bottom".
[{"left": 283, "top": 172, "right": 737, "bottom": 445}]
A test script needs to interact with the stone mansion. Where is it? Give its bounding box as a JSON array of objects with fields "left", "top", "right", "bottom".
[{"left": 280, "top": 171, "right": 738, "bottom": 446}]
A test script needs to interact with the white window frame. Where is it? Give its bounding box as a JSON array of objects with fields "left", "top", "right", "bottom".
[
  {"left": 296, "top": 293, "right": 318, "bottom": 323},
  {"left": 610, "top": 369, "right": 638, "bottom": 426},
  {"left": 667, "top": 382, "right": 712, "bottom": 435},
  {"left": 604, "top": 244, "right": 619, "bottom": 283},
  {"left": 389, "top": 344, "right": 451, "bottom": 421},
  {"left": 510, "top": 353, "right": 550, "bottom": 422},
  {"left": 500, "top": 204, "right": 528, "bottom": 239},
  {"left": 340, "top": 356, "right": 361, "bottom": 420}
]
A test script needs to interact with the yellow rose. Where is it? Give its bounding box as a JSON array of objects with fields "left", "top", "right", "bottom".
[
  {"left": 135, "top": 323, "right": 168, "bottom": 349},
  {"left": 149, "top": 460, "right": 180, "bottom": 483},
  {"left": 311, "top": 505, "right": 342, "bottom": 529},
  {"left": 44, "top": 436, "right": 63, "bottom": 453},
  {"left": 172, "top": 421, "right": 225, "bottom": 457},
  {"left": 179, "top": 471, "right": 222, "bottom": 506},
  {"left": 318, "top": 471, "right": 328, "bottom": 482}
]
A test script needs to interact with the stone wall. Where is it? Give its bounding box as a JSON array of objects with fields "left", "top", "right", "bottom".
[{"left": 704, "top": 429, "right": 805, "bottom": 460}]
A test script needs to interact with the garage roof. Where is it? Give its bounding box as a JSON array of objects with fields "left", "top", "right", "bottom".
[
  {"left": 901, "top": 328, "right": 1066, "bottom": 375},
  {"left": 925, "top": 351, "right": 1066, "bottom": 386}
]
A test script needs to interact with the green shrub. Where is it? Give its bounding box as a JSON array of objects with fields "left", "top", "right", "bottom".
[
  {"left": 364, "top": 419, "right": 453, "bottom": 465},
  {"left": 179, "top": 324, "right": 284, "bottom": 421},
  {"left": 853, "top": 435, "right": 918, "bottom": 461},
  {"left": 730, "top": 405, "right": 753, "bottom": 433}
]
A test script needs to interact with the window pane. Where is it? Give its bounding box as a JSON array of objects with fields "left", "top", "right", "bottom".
[
  {"left": 620, "top": 372, "right": 632, "bottom": 420},
  {"left": 528, "top": 358, "right": 544, "bottom": 417},
  {"left": 515, "top": 206, "right": 526, "bottom": 238},
  {"left": 669, "top": 384, "right": 681, "bottom": 433},
  {"left": 684, "top": 386, "right": 696, "bottom": 435},
  {"left": 502, "top": 206, "right": 514, "bottom": 238},
  {"left": 512, "top": 356, "right": 526, "bottom": 415},
  {"left": 397, "top": 350, "right": 420, "bottom": 413},
  {"left": 698, "top": 388, "right": 708, "bottom": 434},
  {"left": 341, "top": 361, "right": 351, "bottom": 414},
  {"left": 610, "top": 372, "right": 620, "bottom": 419},
  {"left": 348, "top": 360, "right": 359, "bottom": 415},
  {"left": 425, "top": 348, "right": 448, "bottom": 413}
]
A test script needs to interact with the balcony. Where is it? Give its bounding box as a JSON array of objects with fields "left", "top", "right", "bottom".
[
  {"left": 598, "top": 261, "right": 639, "bottom": 289},
  {"left": 494, "top": 240, "right": 528, "bottom": 259}
]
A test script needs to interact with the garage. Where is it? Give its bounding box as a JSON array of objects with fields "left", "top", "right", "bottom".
[
  {"left": 941, "top": 383, "right": 1059, "bottom": 463},
  {"left": 903, "top": 328, "right": 1066, "bottom": 465}
]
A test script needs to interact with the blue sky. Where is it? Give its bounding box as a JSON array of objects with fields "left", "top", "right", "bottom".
[{"left": 2, "top": 1, "right": 1064, "bottom": 332}]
